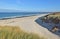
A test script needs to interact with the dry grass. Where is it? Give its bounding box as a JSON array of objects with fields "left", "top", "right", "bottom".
[
  {"left": 48, "top": 12, "right": 60, "bottom": 18},
  {"left": 0, "top": 26, "right": 45, "bottom": 39}
]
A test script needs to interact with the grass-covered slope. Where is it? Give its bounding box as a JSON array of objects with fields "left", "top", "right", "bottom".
[
  {"left": 40, "top": 12, "right": 60, "bottom": 32},
  {"left": 48, "top": 12, "right": 60, "bottom": 18},
  {"left": 40, "top": 12, "right": 60, "bottom": 23},
  {"left": 0, "top": 26, "right": 45, "bottom": 39}
]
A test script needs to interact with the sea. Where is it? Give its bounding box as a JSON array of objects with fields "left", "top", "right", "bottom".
[{"left": 0, "top": 12, "right": 50, "bottom": 19}]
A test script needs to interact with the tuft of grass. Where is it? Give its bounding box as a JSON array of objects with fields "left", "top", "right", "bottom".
[{"left": 0, "top": 26, "right": 45, "bottom": 39}]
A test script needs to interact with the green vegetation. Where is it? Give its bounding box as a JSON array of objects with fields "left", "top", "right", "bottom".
[
  {"left": 48, "top": 13, "right": 60, "bottom": 19},
  {"left": 40, "top": 13, "right": 60, "bottom": 32},
  {"left": 0, "top": 26, "right": 45, "bottom": 39},
  {"left": 40, "top": 13, "right": 60, "bottom": 23}
]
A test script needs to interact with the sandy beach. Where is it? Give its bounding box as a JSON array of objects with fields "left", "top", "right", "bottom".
[{"left": 0, "top": 14, "right": 60, "bottom": 39}]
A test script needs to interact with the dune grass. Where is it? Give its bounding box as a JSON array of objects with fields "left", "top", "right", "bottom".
[
  {"left": 48, "top": 13, "right": 60, "bottom": 19},
  {"left": 0, "top": 26, "right": 45, "bottom": 39}
]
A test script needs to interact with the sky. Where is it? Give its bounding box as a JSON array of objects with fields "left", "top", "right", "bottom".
[{"left": 0, "top": 0, "right": 60, "bottom": 12}]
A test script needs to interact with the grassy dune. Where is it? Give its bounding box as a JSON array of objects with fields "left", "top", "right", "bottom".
[
  {"left": 48, "top": 12, "right": 60, "bottom": 18},
  {"left": 0, "top": 26, "right": 45, "bottom": 39},
  {"left": 41, "top": 12, "right": 60, "bottom": 21}
]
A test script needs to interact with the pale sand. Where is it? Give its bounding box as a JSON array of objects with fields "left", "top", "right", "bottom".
[{"left": 0, "top": 14, "right": 60, "bottom": 39}]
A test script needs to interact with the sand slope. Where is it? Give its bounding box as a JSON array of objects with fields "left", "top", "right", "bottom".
[{"left": 0, "top": 14, "right": 60, "bottom": 39}]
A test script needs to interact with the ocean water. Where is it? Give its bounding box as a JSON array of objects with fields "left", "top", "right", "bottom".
[{"left": 0, "top": 12, "right": 49, "bottom": 18}]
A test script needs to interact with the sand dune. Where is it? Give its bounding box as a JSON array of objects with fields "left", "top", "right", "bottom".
[{"left": 0, "top": 14, "right": 60, "bottom": 39}]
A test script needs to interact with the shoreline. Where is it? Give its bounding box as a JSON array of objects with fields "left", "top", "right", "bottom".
[{"left": 0, "top": 14, "right": 47, "bottom": 20}]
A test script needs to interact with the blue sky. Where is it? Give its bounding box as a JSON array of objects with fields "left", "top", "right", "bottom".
[{"left": 0, "top": 0, "right": 60, "bottom": 12}]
